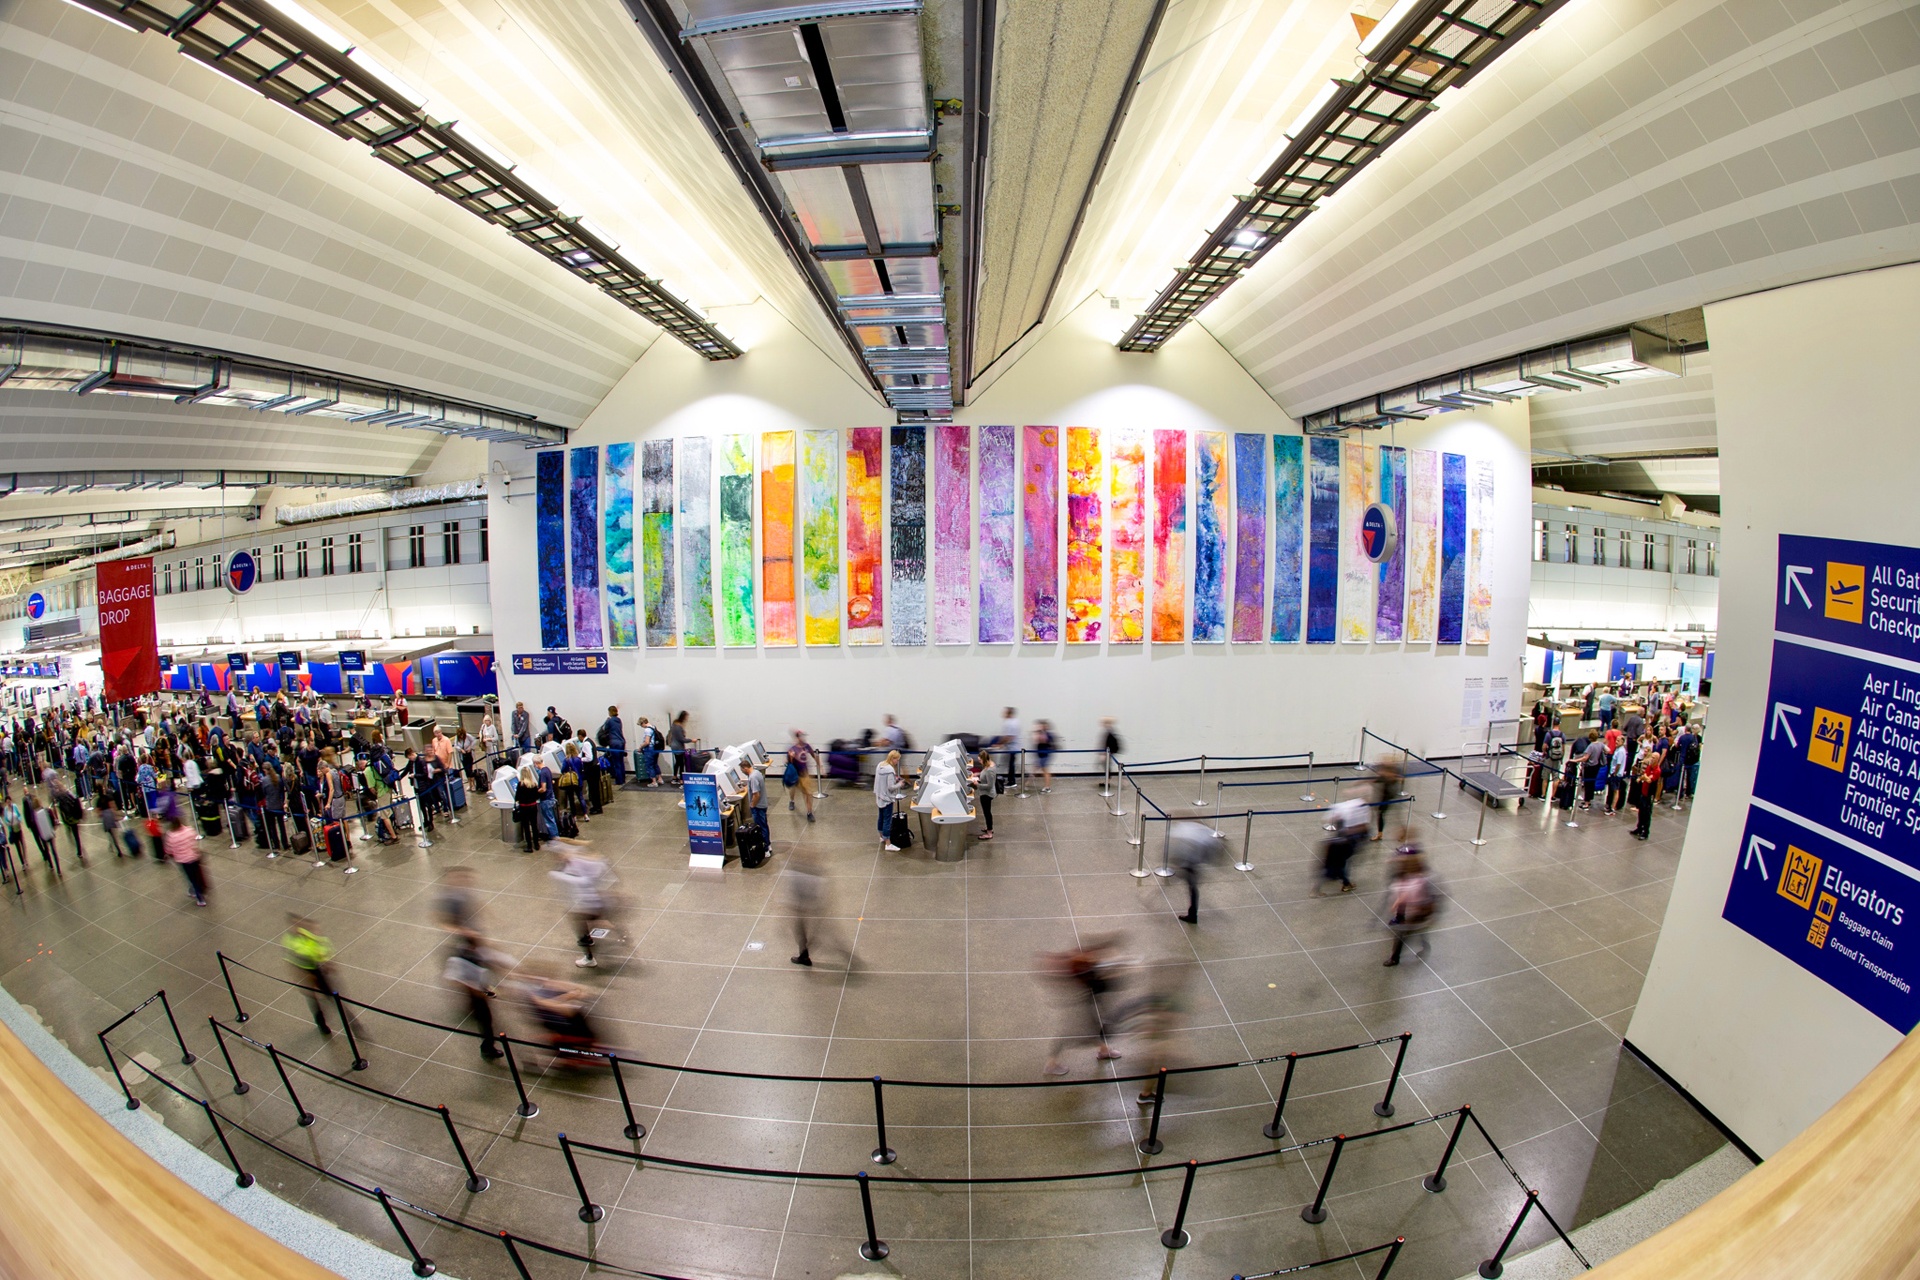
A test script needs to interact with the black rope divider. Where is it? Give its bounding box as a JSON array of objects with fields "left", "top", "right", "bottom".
[
  {"left": 1233, "top": 1236, "right": 1407, "bottom": 1280},
  {"left": 97, "top": 989, "right": 195, "bottom": 1111}
]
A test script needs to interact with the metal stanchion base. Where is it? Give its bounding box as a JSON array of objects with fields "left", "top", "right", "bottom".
[
  {"left": 623, "top": 1123, "right": 645, "bottom": 1140},
  {"left": 1564, "top": 819, "right": 1579, "bottom": 828},
  {"left": 411, "top": 1261, "right": 436, "bottom": 1278},
  {"left": 861, "top": 1242, "right": 890, "bottom": 1262},
  {"left": 1478, "top": 1262, "right": 1503, "bottom": 1279},
  {"left": 872, "top": 1147, "right": 896, "bottom": 1164},
  {"left": 1263, "top": 1120, "right": 1286, "bottom": 1140},
  {"left": 1138, "top": 1138, "right": 1163, "bottom": 1155},
  {"left": 1152, "top": 866, "right": 1173, "bottom": 878},
  {"left": 1129, "top": 868, "right": 1151, "bottom": 879},
  {"left": 467, "top": 1175, "right": 490, "bottom": 1193},
  {"left": 1233, "top": 861, "right": 1254, "bottom": 872},
  {"left": 1125, "top": 834, "right": 1143, "bottom": 847},
  {"left": 1469, "top": 838, "right": 1490, "bottom": 846},
  {"left": 1300, "top": 1205, "right": 1328, "bottom": 1225},
  {"left": 1423, "top": 1173, "right": 1448, "bottom": 1193},
  {"left": 578, "top": 1205, "right": 605, "bottom": 1224},
  {"left": 515, "top": 1102, "right": 540, "bottom": 1119},
  {"left": 1190, "top": 799, "right": 1208, "bottom": 808},
  {"left": 1374, "top": 1101, "right": 1395, "bottom": 1118},
  {"left": 1160, "top": 1228, "right": 1189, "bottom": 1249}
]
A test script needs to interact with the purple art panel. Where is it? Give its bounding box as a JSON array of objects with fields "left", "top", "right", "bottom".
[
  {"left": 1021, "top": 425, "right": 1060, "bottom": 643},
  {"left": 933, "top": 425, "right": 971, "bottom": 644},
  {"left": 1232, "top": 433, "right": 1266, "bottom": 642},
  {"left": 569, "top": 446, "right": 603, "bottom": 648},
  {"left": 1376, "top": 444, "right": 1406, "bottom": 641},
  {"left": 977, "top": 425, "right": 1016, "bottom": 644}
]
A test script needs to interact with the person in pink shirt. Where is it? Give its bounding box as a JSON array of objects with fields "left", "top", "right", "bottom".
[{"left": 163, "top": 814, "right": 207, "bottom": 906}]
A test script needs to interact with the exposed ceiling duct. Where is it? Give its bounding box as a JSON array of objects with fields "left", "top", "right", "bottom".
[
  {"left": 0, "top": 470, "right": 402, "bottom": 495},
  {"left": 275, "top": 479, "right": 487, "bottom": 526},
  {"left": 0, "top": 324, "right": 564, "bottom": 446}
]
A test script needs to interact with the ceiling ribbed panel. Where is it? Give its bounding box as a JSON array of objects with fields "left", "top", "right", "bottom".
[{"left": 1530, "top": 351, "right": 1717, "bottom": 459}]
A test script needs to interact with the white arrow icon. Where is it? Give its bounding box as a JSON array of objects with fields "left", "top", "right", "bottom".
[
  {"left": 1771, "top": 702, "right": 1801, "bottom": 748},
  {"left": 1744, "top": 834, "right": 1775, "bottom": 879},
  {"left": 1784, "top": 565, "right": 1814, "bottom": 608}
]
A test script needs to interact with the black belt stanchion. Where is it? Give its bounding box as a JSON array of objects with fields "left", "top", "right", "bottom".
[
  {"left": 216, "top": 951, "right": 249, "bottom": 1022},
  {"left": 1159, "top": 1158, "right": 1200, "bottom": 1249},
  {"left": 97, "top": 1032, "right": 139, "bottom": 1111},
  {"left": 1300, "top": 1134, "right": 1346, "bottom": 1224},
  {"left": 375, "top": 1188, "right": 436, "bottom": 1277},
  {"left": 498, "top": 1233, "right": 534, "bottom": 1280},
  {"left": 557, "top": 1133, "right": 605, "bottom": 1223},
  {"left": 1262, "top": 1053, "right": 1298, "bottom": 1139},
  {"left": 856, "top": 1170, "right": 889, "bottom": 1261},
  {"left": 329, "top": 990, "right": 368, "bottom": 1071},
  {"left": 609, "top": 1055, "right": 645, "bottom": 1140},
  {"left": 199, "top": 1099, "right": 254, "bottom": 1188},
  {"left": 266, "top": 1043, "right": 316, "bottom": 1127},
  {"left": 1374, "top": 1033, "right": 1411, "bottom": 1118},
  {"left": 1138, "top": 1067, "right": 1169, "bottom": 1155},
  {"left": 158, "top": 989, "right": 196, "bottom": 1065},
  {"left": 207, "top": 1017, "right": 250, "bottom": 1094},
  {"left": 870, "top": 1077, "right": 896, "bottom": 1164},
  {"left": 1425, "top": 1104, "right": 1471, "bottom": 1192},
  {"left": 1478, "top": 1188, "right": 1540, "bottom": 1278},
  {"left": 500, "top": 1036, "right": 539, "bottom": 1118},
  {"left": 437, "top": 1104, "right": 489, "bottom": 1193}
]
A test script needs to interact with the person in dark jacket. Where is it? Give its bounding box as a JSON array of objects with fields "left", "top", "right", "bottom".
[{"left": 599, "top": 706, "right": 626, "bottom": 785}]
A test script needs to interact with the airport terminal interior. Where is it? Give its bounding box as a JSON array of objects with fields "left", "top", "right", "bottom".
[{"left": 0, "top": 0, "right": 1917, "bottom": 1276}]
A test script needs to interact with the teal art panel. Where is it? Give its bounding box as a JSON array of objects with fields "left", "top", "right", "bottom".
[{"left": 604, "top": 443, "right": 638, "bottom": 648}]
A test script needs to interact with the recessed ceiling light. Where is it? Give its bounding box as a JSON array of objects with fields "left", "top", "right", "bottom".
[
  {"left": 784, "top": 76, "right": 803, "bottom": 88},
  {"left": 1232, "top": 228, "right": 1265, "bottom": 249}
]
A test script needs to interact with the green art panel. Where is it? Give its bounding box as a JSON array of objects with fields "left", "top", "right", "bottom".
[
  {"left": 641, "top": 439, "right": 676, "bottom": 648},
  {"left": 800, "top": 428, "right": 840, "bottom": 645},
  {"left": 719, "top": 435, "right": 756, "bottom": 647}
]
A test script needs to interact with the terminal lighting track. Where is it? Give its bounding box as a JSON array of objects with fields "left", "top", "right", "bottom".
[
  {"left": 1117, "top": 0, "right": 1568, "bottom": 353},
  {"left": 70, "top": 0, "right": 742, "bottom": 361}
]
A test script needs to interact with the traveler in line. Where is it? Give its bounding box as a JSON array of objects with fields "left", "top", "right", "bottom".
[
  {"left": 666, "top": 711, "right": 693, "bottom": 783},
  {"left": 479, "top": 713, "right": 500, "bottom": 764},
  {"left": 1605, "top": 738, "right": 1630, "bottom": 816},
  {"left": 1676, "top": 725, "right": 1703, "bottom": 802},
  {"left": 745, "top": 762, "right": 768, "bottom": 842},
  {"left": 599, "top": 706, "right": 626, "bottom": 785},
  {"left": 634, "top": 717, "right": 661, "bottom": 787},
  {"left": 973, "top": 753, "right": 996, "bottom": 841},
  {"left": 1168, "top": 820, "right": 1225, "bottom": 924},
  {"left": 875, "top": 749, "right": 904, "bottom": 851},
  {"left": 511, "top": 701, "right": 533, "bottom": 753},
  {"left": 514, "top": 766, "right": 542, "bottom": 852},
  {"left": 1629, "top": 752, "right": 1660, "bottom": 840},
  {"left": 1, "top": 789, "right": 26, "bottom": 870}
]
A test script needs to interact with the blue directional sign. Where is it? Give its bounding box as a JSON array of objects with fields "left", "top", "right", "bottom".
[
  {"left": 1776, "top": 534, "right": 1920, "bottom": 660},
  {"left": 511, "top": 652, "right": 608, "bottom": 676}
]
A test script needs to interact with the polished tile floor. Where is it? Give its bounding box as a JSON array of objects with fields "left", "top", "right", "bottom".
[{"left": 1, "top": 763, "right": 1730, "bottom": 1280}]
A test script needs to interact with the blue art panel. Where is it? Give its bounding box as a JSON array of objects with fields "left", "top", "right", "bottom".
[
  {"left": 1192, "top": 432, "right": 1228, "bottom": 643},
  {"left": 890, "top": 427, "right": 927, "bottom": 646},
  {"left": 535, "top": 451, "right": 569, "bottom": 649},
  {"left": 1271, "top": 435, "right": 1304, "bottom": 642},
  {"left": 570, "top": 446, "right": 603, "bottom": 648},
  {"left": 680, "top": 436, "right": 715, "bottom": 647},
  {"left": 1438, "top": 452, "right": 1468, "bottom": 645},
  {"left": 604, "top": 443, "right": 639, "bottom": 648},
  {"left": 1306, "top": 437, "right": 1341, "bottom": 644}
]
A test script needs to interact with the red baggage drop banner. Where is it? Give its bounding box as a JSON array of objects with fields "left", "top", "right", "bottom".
[{"left": 96, "top": 556, "right": 161, "bottom": 703}]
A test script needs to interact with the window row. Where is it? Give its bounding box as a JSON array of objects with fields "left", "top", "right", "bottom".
[
  {"left": 158, "top": 519, "right": 488, "bottom": 594},
  {"left": 1530, "top": 521, "right": 1717, "bottom": 575}
]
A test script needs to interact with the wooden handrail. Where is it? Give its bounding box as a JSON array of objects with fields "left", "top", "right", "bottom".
[
  {"left": 0, "top": 1018, "right": 338, "bottom": 1279},
  {"left": 1587, "top": 1029, "right": 1920, "bottom": 1277}
]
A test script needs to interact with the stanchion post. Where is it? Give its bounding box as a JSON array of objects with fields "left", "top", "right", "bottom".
[
  {"left": 1192, "top": 754, "right": 1208, "bottom": 807},
  {"left": 1431, "top": 765, "right": 1449, "bottom": 820},
  {"left": 499, "top": 1234, "right": 534, "bottom": 1280},
  {"left": 98, "top": 1034, "right": 140, "bottom": 1111},
  {"left": 1376, "top": 1237, "right": 1406, "bottom": 1279},
  {"left": 157, "top": 990, "right": 196, "bottom": 1065},
  {"left": 609, "top": 1055, "right": 645, "bottom": 1140},
  {"left": 1099, "top": 750, "right": 1115, "bottom": 799},
  {"left": 329, "top": 990, "right": 368, "bottom": 1070},
  {"left": 1470, "top": 796, "right": 1490, "bottom": 847},
  {"left": 267, "top": 1044, "right": 315, "bottom": 1127},
  {"left": 1374, "top": 1033, "right": 1411, "bottom": 1118},
  {"left": 1160, "top": 1159, "right": 1199, "bottom": 1249},
  {"left": 1478, "top": 1189, "right": 1539, "bottom": 1278},
  {"left": 1210, "top": 780, "right": 1226, "bottom": 836},
  {"left": 1138, "top": 1067, "right": 1169, "bottom": 1155},
  {"left": 438, "top": 1105, "right": 489, "bottom": 1193},
  {"left": 1299, "top": 1134, "right": 1346, "bottom": 1224},
  {"left": 200, "top": 1100, "right": 254, "bottom": 1188},
  {"left": 857, "top": 1170, "right": 889, "bottom": 1261},
  {"left": 1153, "top": 818, "right": 1174, "bottom": 877},
  {"left": 1262, "top": 1053, "right": 1298, "bottom": 1139},
  {"left": 216, "top": 952, "right": 249, "bottom": 1023},
  {"left": 500, "top": 1037, "right": 539, "bottom": 1118},
  {"left": 870, "top": 1076, "right": 897, "bottom": 1164},
  {"left": 1125, "top": 786, "right": 1143, "bottom": 848},
  {"left": 556, "top": 1134, "right": 605, "bottom": 1223},
  {"left": 208, "top": 1017, "right": 250, "bottom": 1095},
  {"left": 1425, "top": 1105, "right": 1471, "bottom": 1193},
  {"left": 1234, "top": 809, "right": 1255, "bottom": 872},
  {"left": 374, "top": 1188, "right": 436, "bottom": 1277}
]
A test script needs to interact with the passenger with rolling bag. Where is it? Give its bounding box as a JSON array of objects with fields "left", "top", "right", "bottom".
[{"left": 875, "top": 750, "right": 911, "bottom": 852}]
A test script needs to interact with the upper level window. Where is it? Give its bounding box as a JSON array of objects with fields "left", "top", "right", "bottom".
[
  {"left": 272, "top": 545, "right": 284, "bottom": 581},
  {"left": 320, "top": 536, "right": 335, "bottom": 576},
  {"left": 295, "top": 540, "right": 309, "bottom": 579},
  {"left": 478, "top": 517, "right": 489, "bottom": 562},
  {"left": 193, "top": 557, "right": 205, "bottom": 591},
  {"left": 442, "top": 521, "right": 461, "bottom": 566},
  {"left": 408, "top": 524, "right": 426, "bottom": 569},
  {"left": 347, "top": 532, "right": 364, "bottom": 574}
]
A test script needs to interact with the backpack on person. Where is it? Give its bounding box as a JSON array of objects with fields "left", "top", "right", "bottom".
[{"left": 596, "top": 724, "right": 612, "bottom": 748}]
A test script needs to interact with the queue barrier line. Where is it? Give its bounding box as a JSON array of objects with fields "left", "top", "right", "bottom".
[{"left": 1231, "top": 1235, "right": 1407, "bottom": 1280}]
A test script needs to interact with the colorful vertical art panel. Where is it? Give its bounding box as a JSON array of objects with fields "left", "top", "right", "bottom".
[
  {"left": 1193, "top": 432, "right": 1229, "bottom": 643},
  {"left": 890, "top": 428, "right": 927, "bottom": 646},
  {"left": 1375, "top": 445, "right": 1407, "bottom": 642},
  {"left": 680, "top": 436, "right": 714, "bottom": 648},
  {"left": 719, "top": 436, "right": 756, "bottom": 647},
  {"left": 603, "top": 443, "right": 638, "bottom": 648},
  {"left": 1151, "top": 429, "right": 1187, "bottom": 643},
  {"left": 569, "top": 447, "right": 603, "bottom": 649},
  {"left": 1271, "top": 435, "right": 1305, "bottom": 643},
  {"left": 801, "top": 429, "right": 840, "bottom": 645},
  {"left": 845, "top": 427, "right": 884, "bottom": 645},
  {"left": 977, "top": 425, "right": 1016, "bottom": 643},
  {"left": 1404, "top": 449, "right": 1439, "bottom": 643},
  {"left": 535, "top": 451, "right": 568, "bottom": 649},
  {"left": 1339, "top": 442, "right": 1374, "bottom": 643},
  {"left": 1110, "top": 428, "right": 1146, "bottom": 644},
  {"left": 1438, "top": 452, "right": 1467, "bottom": 645},
  {"left": 1232, "top": 433, "right": 1266, "bottom": 643},
  {"left": 1306, "top": 437, "right": 1340, "bottom": 644},
  {"left": 1021, "top": 425, "right": 1060, "bottom": 644},
  {"left": 1065, "top": 427, "right": 1103, "bottom": 643},
  {"left": 1466, "top": 458, "right": 1495, "bottom": 645},
  {"left": 761, "top": 431, "right": 797, "bottom": 646},
  {"left": 640, "top": 440, "right": 675, "bottom": 648},
  {"left": 933, "top": 425, "right": 971, "bottom": 645}
]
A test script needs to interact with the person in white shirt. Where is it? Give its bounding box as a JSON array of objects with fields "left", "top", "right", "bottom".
[{"left": 874, "top": 750, "right": 904, "bottom": 851}]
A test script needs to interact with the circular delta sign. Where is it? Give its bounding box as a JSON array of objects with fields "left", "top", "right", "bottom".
[
  {"left": 1360, "top": 502, "right": 1398, "bottom": 563},
  {"left": 226, "top": 549, "right": 258, "bottom": 595},
  {"left": 24, "top": 592, "right": 45, "bottom": 621}
]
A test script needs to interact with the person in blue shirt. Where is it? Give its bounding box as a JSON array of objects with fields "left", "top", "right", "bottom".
[{"left": 598, "top": 706, "right": 626, "bottom": 786}]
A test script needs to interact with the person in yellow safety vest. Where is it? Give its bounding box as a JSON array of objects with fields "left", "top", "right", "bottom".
[{"left": 282, "top": 913, "right": 340, "bottom": 1036}]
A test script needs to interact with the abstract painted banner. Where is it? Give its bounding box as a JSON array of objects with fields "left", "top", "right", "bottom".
[
  {"left": 1376, "top": 444, "right": 1407, "bottom": 642},
  {"left": 933, "top": 424, "right": 971, "bottom": 645},
  {"left": 978, "top": 425, "right": 1016, "bottom": 643},
  {"left": 1339, "top": 442, "right": 1373, "bottom": 643},
  {"left": 890, "top": 427, "right": 926, "bottom": 646},
  {"left": 1306, "top": 437, "right": 1340, "bottom": 644},
  {"left": 1404, "top": 449, "right": 1439, "bottom": 643},
  {"left": 1022, "top": 425, "right": 1060, "bottom": 644},
  {"left": 846, "top": 427, "right": 885, "bottom": 645},
  {"left": 536, "top": 451, "right": 567, "bottom": 648},
  {"left": 1152, "top": 428, "right": 1187, "bottom": 643},
  {"left": 1193, "top": 432, "right": 1228, "bottom": 643},
  {"left": 1232, "top": 433, "right": 1266, "bottom": 643},
  {"left": 680, "top": 436, "right": 714, "bottom": 647},
  {"left": 801, "top": 428, "right": 840, "bottom": 645},
  {"left": 761, "top": 431, "right": 797, "bottom": 647},
  {"left": 604, "top": 443, "right": 638, "bottom": 648},
  {"left": 1438, "top": 452, "right": 1468, "bottom": 645},
  {"left": 640, "top": 440, "right": 675, "bottom": 648},
  {"left": 1110, "top": 428, "right": 1146, "bottom": 644},
  {"left": 1065, "top": 426, "right": 1103, "bottom": 643},
  {"left": 719, "top": 435, "right": 756, "bottom": 647},
  {"left": 1466, "top": 458, "right": 1495, "bottom": 645},
  {"left": 1272, "top": 435, "right": 1305, "bottom": 643},
  {"left": 570, "top": 446, "right": 604, "bottom": 649}
]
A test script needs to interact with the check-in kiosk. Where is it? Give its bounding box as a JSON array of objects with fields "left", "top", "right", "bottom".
[{"left": 911, "top": 738, "right": 977, "bottom": 860}]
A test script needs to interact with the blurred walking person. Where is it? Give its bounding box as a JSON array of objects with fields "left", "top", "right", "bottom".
[
  {"left": 1167, "top": 820, "right": 1225, "bottom": 924},
  {"left": 550, "top": 842, "right": 612, "bottom": 969},
  {"left": 1318, "top": 792, "right": 1367, "bottom": 894},
  {"left": 787, "top": 846, "right": 839, "bottom": 967},
  {"left": 1368, "top": 757, "right": 1403, "bottom": 841},
  {"left": 164, "top": 813, "right": 205, "bottom": 906},
  {"left": 444, "top": 930, "right": 510, "bottom": 1061},
  {"left": 785, "top": 731, "right": 818, "bottom": 823},
  {"left": 1383, "top": 853, "right": 1437, "bottom": 966},
  {"left": 1042, "top": 935, "right": 1125, "bottom": 1075},
  {"left": 281, "top": 913, "right": 338, "bottom": 1033}
]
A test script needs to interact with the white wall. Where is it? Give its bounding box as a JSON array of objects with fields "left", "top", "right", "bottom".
[
  {"left": 486, "top": 298, "right": 1532, "bottom": 762},
  {"left": 1627, "top": 263, "right": 1920, "bottom": 1156}
]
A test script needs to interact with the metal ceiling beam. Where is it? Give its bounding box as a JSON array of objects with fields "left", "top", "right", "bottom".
[
  {"left": 0, "top": 507, "right": 249, "bottom": 536},
  {"left": 75, "top": 0, "right": 740, "bottom": 360},
  {"left": 763, "top": 145, "right": 934, "bottom": 170},
  {"left": 1118, "top": 0, "right": 1568, "bottom": 353},
  {"left": 681, "top": 0, "right": 922, "bottom": 39},
  {"left": 811, "top": 242, "right": 940, "bottom": 260},
  {"left": 0, "top": 471, "right": 404, "bottom": 497},
  {"left": 955, "top": 0, "right": 995, "bottom": 398}
]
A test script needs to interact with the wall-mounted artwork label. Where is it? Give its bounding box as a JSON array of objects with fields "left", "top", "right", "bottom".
[
  {"left": 511, "top": 652, "right": 609, "bottom": 676},
  {"left": 225, "top": 551, "right": 257, "bottom": 595},
  {"left": 1722, "top": 805, "right": 1919, "bottom": 1031},
  {"left": 338, "top": 650, "right": 367, "bottom": 673},
  {"left": 24, "top": 592, "right": 45, "bottom": 621},
  {"left": 1360, "top": 501, "right": 1397, "bottom": 563},
  {"left": 1778, "top": 534, "right": 1920, "bottom": 661}
]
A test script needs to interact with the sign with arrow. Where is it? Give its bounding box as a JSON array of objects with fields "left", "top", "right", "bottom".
[{"left": 1777, "top": 534, "right": 1920, "bottom": 660}]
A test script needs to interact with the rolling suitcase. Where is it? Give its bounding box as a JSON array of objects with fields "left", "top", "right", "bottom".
[
  {"left": 736, "top": 821, "right": 768, "bottom": 868},
  {"left": 887, "top": 810, "right": 913, "bottom": 850},
  {"left": 597, "top": 770, "right": 615, "bottom": 807},
  {"left": 449, "top": 773, "right": 467, "bottom": 811}
]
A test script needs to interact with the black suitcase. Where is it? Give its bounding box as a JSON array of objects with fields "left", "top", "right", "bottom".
[
  {"left": 887, "top": 811, "right": 913, "bottom": 850},
  {"left": 736, "top": 822, "right": 768, "bottom": 868}
]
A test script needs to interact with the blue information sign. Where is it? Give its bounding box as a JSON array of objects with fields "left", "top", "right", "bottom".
[
  {"left": 226, "top": 549, "right": 258, "bottom": 595},
  {"left": 682, "top": 773, "right": 725, "bottom": 858},
  {"left": 24, "top": 592, "right": 44, "bottom": 621},
  {"left": 1776, "top": 533, "right": 1920, "bottom": 660},
  {"left": 1575, "top": 640, "right": 1600, "bottom": 661},
  {"left": 511, "top": 652, "right": 608, "bottom": 676},
  {"left": 278, "top": 650, "right": 302, "bottom": 668},
  {"left": 1359, "top": 502, "right": 1397, "bottom": 563},
  {"left": 338, "top": 650, "right": 366, "bottom": 673}
]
